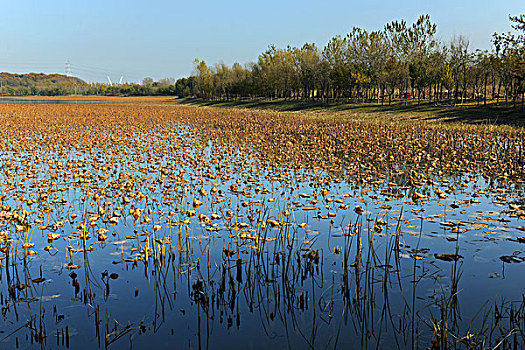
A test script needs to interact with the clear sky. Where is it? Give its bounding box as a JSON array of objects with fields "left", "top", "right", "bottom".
[{"left": 0, "top": 0, "right": 523, "bottom": 83}]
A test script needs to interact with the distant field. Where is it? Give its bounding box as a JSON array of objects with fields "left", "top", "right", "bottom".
[{"left": 0, "top": 95, "right": 176, "bottom": 102}]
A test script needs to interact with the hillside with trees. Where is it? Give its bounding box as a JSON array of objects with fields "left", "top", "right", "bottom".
[
  {"left": 0, "top": 73, "right": 183, "bottom": 97},
  {"left": 0, "top": 72, "right": 87, "bottom": 96}
]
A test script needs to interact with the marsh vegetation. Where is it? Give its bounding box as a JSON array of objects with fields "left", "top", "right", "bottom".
[{"left": 0, "top": 102, "right": 524, "bottom": 349}]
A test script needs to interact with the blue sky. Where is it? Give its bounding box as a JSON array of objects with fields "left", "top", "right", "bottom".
[{"left": 0, "top": 0, "right": 523, "bottom": 83}]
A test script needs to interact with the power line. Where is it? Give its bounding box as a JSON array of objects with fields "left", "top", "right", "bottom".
[{"left": 0, "top": 60, "right": 150, "bottom": 83}]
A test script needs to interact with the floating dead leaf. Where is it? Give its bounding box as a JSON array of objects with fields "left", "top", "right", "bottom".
[
  {"left": 412, "top": 192, "right": 427, "bottom": 201},
  {"left": 16, "top": 225, "right": 27, "bottom": 232},
  {"left": 471, "top": 222, "right": 489, "bottom": 229},
  {"left": 267, "top": 220, "right": 279, "bottom": 227},
  {"left": 184, "top": 210, "right": 196, "bottom": 217},
  {"left": 302, "top": 206, "right": 319, "bottom": 211},
  {"left": 500, "top": 255, "right": 524, "bottom": 263},
  {"left": 66, "top": 263, "right": 80, "bottom": 269},
  {"left": 410, "top": 254, "right": 425, "bottom": 260},
  {"left": 47, "top": 232, "right": 61, "bottom": 240},
  {"left": 224, "top": 248, "right": 236, "bottom": 258},
  {"left": 199, "top": 214, "right": 210, "bottom": 224},
  {"left": 97, "top": 228, "right": 109, "bottom": 241},
  {"left": 434, "top": 253, "right": 463, "bottom": 262},
  {"left": 476, "top": 216, "right": 497, "bottom": 222}
]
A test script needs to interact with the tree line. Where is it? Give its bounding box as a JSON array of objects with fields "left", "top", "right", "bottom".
[
  {"left": 1, "top": 14, "right": 523, "bottom": 107},
  {"left": 176, "top": 14, "right": 525, "bottom": 109},
  {"left": 0, "top": 78, "right": 181, "bottom": 97}
]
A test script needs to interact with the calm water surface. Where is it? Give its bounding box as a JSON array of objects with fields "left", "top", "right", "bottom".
[{"left": 0, "top": 120, "right": 524, "bottom": 350}]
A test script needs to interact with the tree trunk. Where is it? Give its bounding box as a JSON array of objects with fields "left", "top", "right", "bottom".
[
  {"left": 404, "top": 78, "right": 408, "bottom": 107},
  {"left": 483, "top": 75, "right": 487, "bottom": 106}
]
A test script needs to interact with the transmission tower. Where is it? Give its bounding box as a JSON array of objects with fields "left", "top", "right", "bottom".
[{"left": 65, "top": 60, "right": 72, "bottom": 76}]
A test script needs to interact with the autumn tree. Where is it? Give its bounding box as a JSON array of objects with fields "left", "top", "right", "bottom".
[{"left": 179, "top": 13, "right": 524, "bottom": 110}]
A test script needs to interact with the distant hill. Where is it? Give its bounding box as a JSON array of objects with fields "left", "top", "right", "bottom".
[
  {"left": 0, "top": 72, "right": 180, "bottom": 96},
  {"left": 0, "top": 72, "right": 86, "bottom": 87},
  {"left": 0, "top": 72, "right": 88, "bottom": 96}
]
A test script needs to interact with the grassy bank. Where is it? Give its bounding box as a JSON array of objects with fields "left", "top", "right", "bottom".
[{"left": 176, "top": 97, "right": 525, "bottom": 127}]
